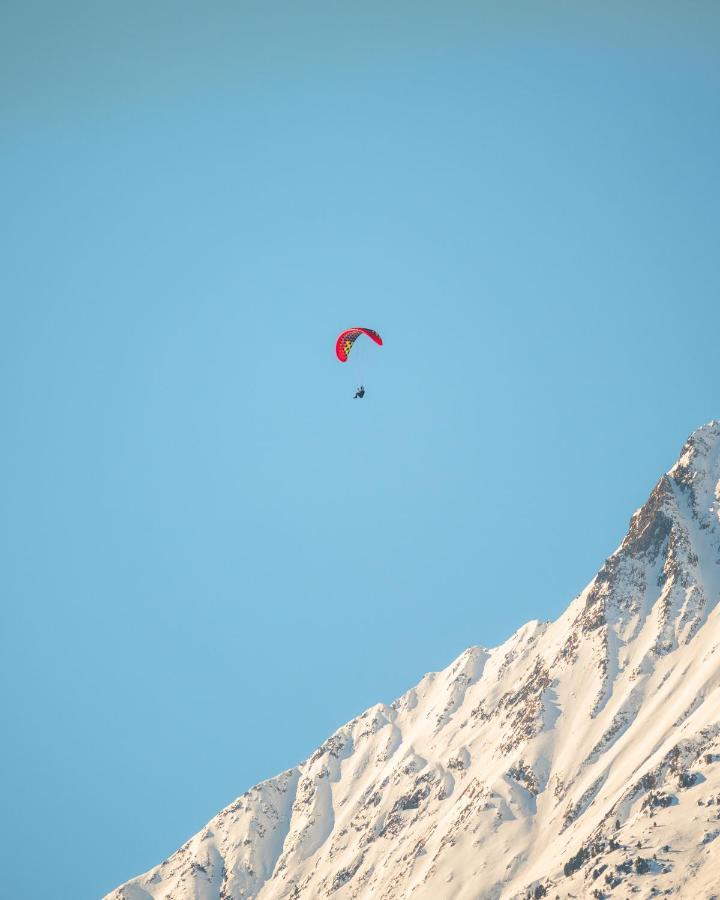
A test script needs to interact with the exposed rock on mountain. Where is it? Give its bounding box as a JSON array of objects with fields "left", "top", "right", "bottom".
[{"left": 107, "top": 422, "right": 720, "bottom": 899}]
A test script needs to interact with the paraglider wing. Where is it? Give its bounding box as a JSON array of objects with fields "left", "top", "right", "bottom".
[{"left": 335, "top": 327, "right": 383, "bottom": 362}]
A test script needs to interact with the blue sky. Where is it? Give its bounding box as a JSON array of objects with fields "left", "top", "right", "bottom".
[{"left": 2, "top": 3, "right": 719, "bottom": 897}]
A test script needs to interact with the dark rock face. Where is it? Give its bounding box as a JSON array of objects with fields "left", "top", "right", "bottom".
[
  {"left": 677, "top": 772, "right": 698, "bottom": 790},
  {"left": 507, "top": 761, "right": 540, "bottom": 796},
  {"left": 328, "top": 855, "right": 363, "bottom": 894},
  {"left": 622, "top": 477, "right": 675, "bottom": 562}
]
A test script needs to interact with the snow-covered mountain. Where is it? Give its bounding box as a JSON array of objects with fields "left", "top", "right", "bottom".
[{"left": 107, "top": 422, "right": 720, "bottom": 900}]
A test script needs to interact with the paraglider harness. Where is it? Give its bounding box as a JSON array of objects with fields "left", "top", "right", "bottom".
[{"left": 354, "top": 385, "right": 365, "bottom": 399}]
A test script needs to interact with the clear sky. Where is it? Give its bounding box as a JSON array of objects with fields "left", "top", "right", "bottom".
[{"left": 2, "top": 2, "right": 719, "bottom": 897}]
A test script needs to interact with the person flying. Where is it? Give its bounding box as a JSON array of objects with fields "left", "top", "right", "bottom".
[{"left": 354, "top": 385, "right": 365, "bottom": 399}]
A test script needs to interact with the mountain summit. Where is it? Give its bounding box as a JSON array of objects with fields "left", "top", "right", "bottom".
[{"left": 107, "top": 422, "right": 720, "bottom": 900}]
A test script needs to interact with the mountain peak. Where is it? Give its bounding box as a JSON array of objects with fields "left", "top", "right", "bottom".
[
  {"left": 668, "top": 419, "right": 720, "bottom": 529},
  {"left": 106, "top": 425, "right": 720, "bottom": 899}
]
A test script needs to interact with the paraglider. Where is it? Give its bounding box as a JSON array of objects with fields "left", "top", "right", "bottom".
[
  {"left": 335, "top": 327, "right": 383, "bottom": 362},
  {"left": 336, "top": 328, "right": 382, "bottom": 398}
]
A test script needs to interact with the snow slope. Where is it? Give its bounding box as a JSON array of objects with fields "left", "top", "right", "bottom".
[{"left": 106, "top": 422, "right": 720, "bottom": 900}]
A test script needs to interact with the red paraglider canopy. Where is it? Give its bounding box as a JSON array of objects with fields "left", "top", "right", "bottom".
[{"left": 335, "top": 327, "right": 383, "bottom": 362}]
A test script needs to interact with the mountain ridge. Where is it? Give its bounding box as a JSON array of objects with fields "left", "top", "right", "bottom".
[{"left": 107, "top": 421, "right": 720, "bottom": 900}]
